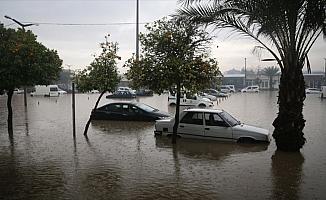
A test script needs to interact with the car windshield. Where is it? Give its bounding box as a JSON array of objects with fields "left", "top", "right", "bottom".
[
  {"left": 219, "top": 111, "right": 240, "bottom": 126},
  {"left": 136, "top": 103, "right": 158, "bottom": 112}
]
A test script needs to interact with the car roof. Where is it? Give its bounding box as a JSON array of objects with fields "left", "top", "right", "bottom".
[
  {"left": 100, "top": 101, "right": 137, "bottom": 107},
  {"left": 184, "top": 108, "right": 223, "bottom": 113},
  {"left": 205, "top": 88, "right": 218, "bottom": 92}
]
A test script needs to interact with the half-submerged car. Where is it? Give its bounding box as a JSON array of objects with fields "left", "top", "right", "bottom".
[
  {"left": 91, "top": 102, "right": 170, "bottom": 121},
  {"left": 241, "top": 85, "right": 260, "bottom": 93},
  {"left": 203, "top": 89, "right": 228, "bottom": 97},
  {"left": 154, "top": 108, "right": 271, "bottom": 143},
  {"left": 305, "top": 88, "right": 321, "bottom": 94},
  {"left": 106, "top": 91, "right": 136, "bottom": 98},
  {"left": 168, "top": 92, "right": 214, "bottom": 107}
]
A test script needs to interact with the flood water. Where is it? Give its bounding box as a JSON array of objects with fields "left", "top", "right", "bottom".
[{"left": 0, "top": 92, "right": 325, "bottom": 200}]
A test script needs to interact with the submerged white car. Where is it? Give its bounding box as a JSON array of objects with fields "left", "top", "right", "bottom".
[
  {"left": 305, "top": 88, "right": 321, "bottom": 94},
  {"left": 168, "top": 93, "right": 214, "bottom": 107},
  {"left": 241, "top": 85, "right": 260, "bottom": 93},
  {"left": 155, "top": 108, "right": 271, "bottom": 143}
]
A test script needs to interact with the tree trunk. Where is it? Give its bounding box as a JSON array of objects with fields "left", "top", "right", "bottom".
[
  {"left": 7, "top": 89, "right": 14, "bottom": 136},
  {"left": 272, "top": 67, "right": 306, "bottom": 151},
  {"left": 83, "top": 90, "right": 107, "bottom": 136},
  {"left": 172, "top": 82, "right": 181, "bottom": 144}
]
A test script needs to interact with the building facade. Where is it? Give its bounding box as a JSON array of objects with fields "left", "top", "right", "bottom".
[{"left": 222, "top": 72, "right": 325, "bottom": 90}]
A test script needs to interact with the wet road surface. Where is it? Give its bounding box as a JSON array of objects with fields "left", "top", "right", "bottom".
[{"left": 0, "top": 92, "right": 325, "bottom": 199}]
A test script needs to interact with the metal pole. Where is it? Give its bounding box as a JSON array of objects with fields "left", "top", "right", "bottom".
[
  {"left": 244, "top": 58, "right": 247, "bottom": 87},
  {"left": 136, "top": 0, "right": 139, "bottom": 61},
  {"left": 72, "top": 82, "right": 76, "bottom": 138},
  {"left": 324, "top": 58, "right": 326, "bottom": 84}
]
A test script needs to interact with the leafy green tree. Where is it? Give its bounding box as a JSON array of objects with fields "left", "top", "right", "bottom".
[
  {"left": 75, "top": 35, "right": 120, "bottom": 135},
  {"left": 0, "top": 24, "right": 62, "bottom": 134},
  {"left": 262, "top": 66, "right": 280, "bottom": 90},
  {"left": 125, "top": 17, "right": 221, "bottom": 143},
  {"left": 179, "top": 0, "right": 326, "bottom": 151}
]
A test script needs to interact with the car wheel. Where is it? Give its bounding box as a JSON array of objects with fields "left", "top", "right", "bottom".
[
  {"left": 169, "top": 102, "right": 176, "bottom": 106},
  {"left": 198, "top": 104, "right": 206, "bottom": 108},
  {"left": 237, "top": 137, "right": 256, "bottom": 143}
]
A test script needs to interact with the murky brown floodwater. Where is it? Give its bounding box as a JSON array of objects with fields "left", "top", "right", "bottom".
[{"left": 0, "top": 92, "right": 325, "bottom": 200}]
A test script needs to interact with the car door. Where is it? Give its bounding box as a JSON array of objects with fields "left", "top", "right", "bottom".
[
  {"left": 178, "top": 111, "right": 204, "bottom": 137},
  {"left": 129, "top": 105, "right": 152, "bottom": 121},
  {"left": 204, "top": 113, "right": 233, "bottom": 140},
  {"left": 98, "top": 104, "right": 123, "bottom": 120}
]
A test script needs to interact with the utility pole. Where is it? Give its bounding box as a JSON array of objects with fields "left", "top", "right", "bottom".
[
  {"left": 324, "top": 58, "right": 326, "bottom": 85},
  {"left": 136, "top": 0, "right": 139, "bottom": 61},
  {"left": 4, "top": 15, "right": 37, "bottom": 107},
  {"left": 244, "top": 58, "right": 247, "bottom": 87}
]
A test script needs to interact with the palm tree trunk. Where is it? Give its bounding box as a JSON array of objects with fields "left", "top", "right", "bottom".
[
  {"left": 172, "top": 82, "right": 181, "bottom": 144},
  {"left": 272, "top": 67, "right": 306, "bottom": 151},
  {"left": 83, "top": 90, "right": 106, "bottom": 136},
  {"left": 7, "top": 89, "right": 14, "bottom": 136}
]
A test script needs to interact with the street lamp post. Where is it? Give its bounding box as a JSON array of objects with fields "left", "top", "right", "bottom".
[
  {"left": 4, "top": 15, "right": 37, "bottom": 107},
  {"left": 324, "top": 58, "right": 326, "bottom": 86},
  {"left": 244, "top": 58, "right": 247, "bottom": 87},
  {"left": 136, "top": 0, "right": 139, "bottom": 61}
]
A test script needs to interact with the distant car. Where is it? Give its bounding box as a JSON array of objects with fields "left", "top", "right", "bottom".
[
  {"left": 203, "top": 89, "right": 228, "bottom": 97},
  {"left": 106, "top": 91, "right": 136, "bottom": 98},
  {"left": 136, "top": 89, "right": 154, "bottom": 96},
  {"left": 305, "top": 88, "right": 321, "bottom": 94},
  {"left": 226, "top": 85, "right": 236, "bottom": 93},
  {"left": 89, "top": 89, "right": 99, "bottom": 94},
  {"left": 154, "top": 108, "right": 271, "bottom": 143},
  {"left": 117, "top": 87, "right": 136, "bottom": 94},
  {"left": 31, "top": 85, "right": 60, "bottom": 97},
  {"left": 198, "top": 92, "right": 217, "bottom": 101},
  {"left": 58, "top": 89, "right": 67, "bottom": 95},
  {"left": 241, "top": 86, "right": 260, "bottom": 93},
  {"left": 91, "top": 102, "right": 170, "bottom": 121},
  {"left": 168, "top": 92, "right": 214, "bottom": 107},
  {"left": 13, "top": 88, "right": 24, "bottom": 94},
  {"left": 220, "top": 85, "right": 235, "bottom": 93}
]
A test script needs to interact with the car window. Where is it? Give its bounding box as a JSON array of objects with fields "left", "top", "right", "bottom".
[
  {"left": 136, "top": 103, "right": 156, "bottom": 112},
  {"left": 50, "top": 87, "right": 58, "bottom": 91},
  {"left": 180, "top": 112, "right": 203, "bottom": 125},
  {"left": 205, "top": 113, "right": 226, "bottom": 126},
  {"left": 129, "top": 106, "right": 136, "bottom": 113},
  {"left": 122, "top": 104, "right": 129, "bottom": 112},
  {"left": 219, "top": 111, "right": 239, "bottom": 126},
  {"left": 106, "top": 104, "right": 121, "bottom": 112}
]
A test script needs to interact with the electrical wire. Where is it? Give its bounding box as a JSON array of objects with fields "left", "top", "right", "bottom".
[{"left": 5, "top": 21, "right": 149, "bottom": 27}]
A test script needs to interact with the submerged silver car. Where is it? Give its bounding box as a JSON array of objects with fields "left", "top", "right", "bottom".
[{"left": 154, "top": 108, "right": 271, "bottom": 143}]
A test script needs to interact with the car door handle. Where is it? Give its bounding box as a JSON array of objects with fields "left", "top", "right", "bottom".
[
  {"left": 205, "top": 128, "right": 210, "bottom": 130},
  {"left": 179, "top": 125, "right": 184, "bottom": 128}
]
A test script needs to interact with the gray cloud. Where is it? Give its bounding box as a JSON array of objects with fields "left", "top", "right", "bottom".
[{"left": 1, "top": 0, "right": 325, "bottom": 73}]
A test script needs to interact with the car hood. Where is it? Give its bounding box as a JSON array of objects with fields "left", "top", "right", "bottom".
[
  {"left": 156, "top": 117, "right": 174, "bottom": 123},
  {"left": 233, "top": 124, "right": 269, "bottom": 135},
  {"left": 153, "top": 110, "right": 171, "bottom": 117}
]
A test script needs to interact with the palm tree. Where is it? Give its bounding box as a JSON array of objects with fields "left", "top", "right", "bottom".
[
  {"left": 178, "top": 0, "right": 326, "bottom": 151},
  {"left": 262, "top": 66, "right": 280, "bottom": 90}
]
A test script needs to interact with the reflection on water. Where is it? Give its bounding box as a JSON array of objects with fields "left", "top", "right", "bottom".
[
  {"left": 0, "top": 92, "right": 326, "bottom": 199},
  {"left": 271, "top": 151, "right": 304, "bottom": 200},
  {"left": 155, "top": 136, "right": 268, "bottom": 161}
]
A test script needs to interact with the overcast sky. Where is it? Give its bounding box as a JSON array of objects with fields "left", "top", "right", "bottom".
[{"left": 1, "top": 0, "right": 325, "bottom": 74}]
